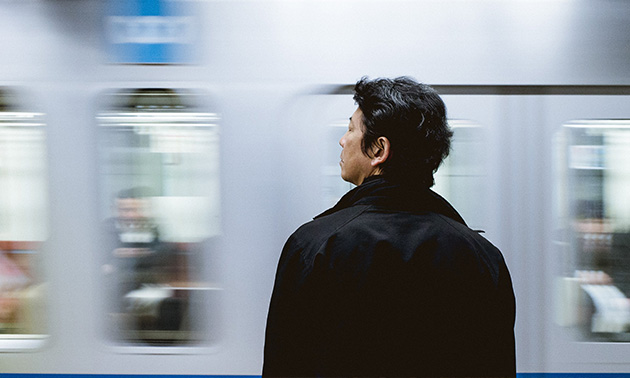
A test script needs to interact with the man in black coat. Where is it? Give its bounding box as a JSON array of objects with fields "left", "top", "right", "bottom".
[{"left": 263, "top": 77, "right": 516, "bottom": 377}]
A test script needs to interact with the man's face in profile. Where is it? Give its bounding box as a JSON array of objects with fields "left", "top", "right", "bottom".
[{"left": 339, "top": 107, "right": 374, "bottom": 186}]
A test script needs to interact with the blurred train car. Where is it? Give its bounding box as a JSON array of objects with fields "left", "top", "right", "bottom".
[{"left": 1, "top": 0, "right": 630, "bottom": 376}]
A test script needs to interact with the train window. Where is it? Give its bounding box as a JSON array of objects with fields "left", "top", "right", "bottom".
[
  {"left": 0, "top": 89, "right": 49, "bottom": 350},
  {"left": 555, "top": 120, "right": 630, "bottom": 342},
  {"left": 97, "top": 89, "right": 221, "bottom": 350},
  {"left": 434, "top": 120, "right": 487, "bottom": 230},
  {"left": 321, "top": 116, "right": 486, "bottom": 229}
]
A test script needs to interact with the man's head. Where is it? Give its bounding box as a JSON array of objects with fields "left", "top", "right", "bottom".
[
  {"left": 115, "top": 187, "right": 153, "bottom": 221},
  {"left": 342, "top": 76, "right": 452, "bottom": 187}
]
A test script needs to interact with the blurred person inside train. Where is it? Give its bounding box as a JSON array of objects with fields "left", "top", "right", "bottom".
[
  {"left": 263, "top": 76, "right": 516, "bottom": 377},
  {"left": 0, "top": 247, "right": 31, "bottom": 332},
  {"left": 102, "top": 187, "right": 186, "bottom": 338}
]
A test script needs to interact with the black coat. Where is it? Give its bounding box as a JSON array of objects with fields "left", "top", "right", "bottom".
[{"left": 263, "top": 176, "right": 516, "bottom": 377}]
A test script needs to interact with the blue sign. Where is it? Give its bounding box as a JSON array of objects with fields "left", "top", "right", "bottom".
[{"left": 105, "top": 0, "right": 196, "bottom": 64}]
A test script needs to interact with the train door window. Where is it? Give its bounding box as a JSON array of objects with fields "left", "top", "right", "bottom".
[
  {"left": 321, "top": 114, "right": 486, "bottom": 228},
  {"left": 556, "top": 120, "right": 630, "bottom": 342},
  {"left": 97, "top": 89, "right": 221, "bottom": 350},
  {"left": 433, "top": 120, "right": 487, "bottom": 230},
  {"left": 0, "top": 89, "right": 48, "bottom": 350}
]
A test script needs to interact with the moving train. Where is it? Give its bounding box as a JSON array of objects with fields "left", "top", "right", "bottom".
[{"left": 2, "top": 0, "right": 630, "bottom": 376}]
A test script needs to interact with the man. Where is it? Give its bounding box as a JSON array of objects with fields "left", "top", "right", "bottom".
[
  {"left": 103, "top": 187, "right": 186, "bottom": 340},
  {"left": 263, "top": 77, "right": 516, "bottom": 377}
]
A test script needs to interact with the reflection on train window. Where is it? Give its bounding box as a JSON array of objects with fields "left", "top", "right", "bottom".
[
  {"left": 556, "top": 120, "right": 630, "bottom": 342},
  {"left": 0, "top": 89, "right": 48, "bottom": 350},
  {"left": 433, "top": 120, "right": 487, "bottom": 230},
  {"left": 97, "top": 89, "right": 220, "bottom": 348}
]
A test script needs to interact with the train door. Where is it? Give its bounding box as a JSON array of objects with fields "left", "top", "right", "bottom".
[
  {"left": 547, "top": 94, "right": 630, "bottom": 373},
  {"left": 96, "top": 88, "right": 221, "bottom": 352},
  {"left": 0, "top": 88, "right": 48, "bottom": 351},
  {"left": 282, "top": 88, "right": 545, "bottom": 373}
]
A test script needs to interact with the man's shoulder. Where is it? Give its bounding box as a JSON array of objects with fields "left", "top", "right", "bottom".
[
  {"left": 280, "top": 203, "right": 508, "bottom": 287},
  {"left": 291, "top": 204, "right": 372, "bottom": 246},
  {"left": 289, "top": 204, "right": 469, "bottom": 253}
]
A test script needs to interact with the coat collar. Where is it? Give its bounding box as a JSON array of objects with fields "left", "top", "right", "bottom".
[{"left": 314, "top": 175, "right": 467, "bottom": 226}]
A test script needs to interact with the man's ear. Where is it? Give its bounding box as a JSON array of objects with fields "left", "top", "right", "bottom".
[{"left": 370, "top": 136, "right": 391, "bottom": 167}]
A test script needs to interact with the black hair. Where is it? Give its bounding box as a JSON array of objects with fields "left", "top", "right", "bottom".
[{"left": 353, "top": 76, "right": 453, "bottom": 187}]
